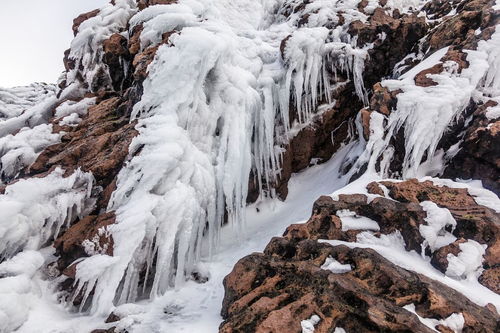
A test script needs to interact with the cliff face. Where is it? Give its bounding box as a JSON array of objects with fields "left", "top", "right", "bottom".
[{"left": 0, "top": 0, "right": 499, "bottom": 332}]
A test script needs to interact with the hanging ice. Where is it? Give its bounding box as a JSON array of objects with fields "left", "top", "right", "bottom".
[{"left": 70, "top": 0, "right": 378, "bottom": 314}]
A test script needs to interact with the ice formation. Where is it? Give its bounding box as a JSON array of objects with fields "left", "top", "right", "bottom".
[
  {"left": 69, "top": 0, "right": 388, "bottom": 313},
  {"left": 445, "top": 240, "right": 486, "bottom": 280},
  {"left": 0, "top": 84, "right": 56, "bottom": 119},
  {"left": 0, "top": 168, "right": 94, "bottom": 259},
  {"left": 66, "top": 0, "right": 138, "bottom": 91},
  {"left": 0, "top": 0, "right": 498, "bottom": 331},
  {"left": 354, "top": 25, "right": 500, "bottom": 178},
  {"left": 403, "top": 304, "right": 465, "bottom": 332},
  {"left": 419, "top": 201, "right": 457, "bottom": 252}
]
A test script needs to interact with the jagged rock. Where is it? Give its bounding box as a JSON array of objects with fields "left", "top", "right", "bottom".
[
  {"left": 431, "top": 238, "right": 467, "bottom": 272},
  {"left": 223, "top": 179, "right": 500, "bottom": 332},
  {"left": 274, "top": 97, "right": 361, "bottom": 199},
  {"left": 128, "top": 24, "right": 144, "bottom": 55},
  {"left": 443, "top": 100, "right": 500, "bottom": 195},
  {"left": 425, "top": 0, "right": 499, "bottom": 51},
  {"left": 30, "top": 96, "right": 138, "bottom": 208},
  {"left": 72, "top": 9, "right": 100, "bottom": 36},
  {"left": 54, "top": 212, "right": 116, "bottom": 278},
  {"left": 479, "top": 267, "right": 500, "bottom": 294},
  {"left": 222, "top": 240, "right": 498, "bottom": 332},
  {"left": 103, "top": 33, "right": 133, "bottom": 91},
  {"left": 349, "top": 8, "right": 427, "bottom": 85}
]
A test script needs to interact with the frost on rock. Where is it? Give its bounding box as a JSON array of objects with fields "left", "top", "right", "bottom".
[
  {"left": 66, "top": 0, "right": 137, "bottom": 91},
  {"left": 0, "top": 83, "right": 57, "bottom": 120},
  {"left": 355, "top": 24, "right": 500, "bottom": 179},
  {"left": 0, "top": 124, "right": 60, "bottom": 182},
  {"left": 0, "top": 168, "right": 94, "bottom": 260},
  {"left": 0, "top": 251, "right": 44, "bottom": 333},
  {"left": 336, "top": 209, "right": 380, "bottom": 231}
]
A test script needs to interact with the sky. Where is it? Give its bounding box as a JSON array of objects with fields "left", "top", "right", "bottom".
[{"left": 0, "top": 0, "right": 109, "bottom": 88}]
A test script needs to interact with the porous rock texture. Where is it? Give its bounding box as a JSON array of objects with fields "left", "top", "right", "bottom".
[{"left": 221, "top": 179, "right": 500, "bottom": 332}]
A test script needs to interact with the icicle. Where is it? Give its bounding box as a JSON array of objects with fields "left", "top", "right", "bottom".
[
  {"left": 66, "top": 0, "right": 137, "bottom": 90},
  {"left": 71, "top": 0, "right": 378, "bottom": 314},
  {"left": 0, "top": 168, "right": 95, "bottom": 259}
]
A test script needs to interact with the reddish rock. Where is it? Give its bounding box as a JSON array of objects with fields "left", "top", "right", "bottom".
[
  {"left": 30, "top": 96, "right": 138, "bottom": 206},
  {"left": 369, "top": 83, "right": 399, "bottom": 116},
  {"left": 103, "top": 33, "right": 133, "bottom": 91},
  {"left": 54, "top": 212, "right": 116, "bottom": 278},
  {"left": 222, "top": 240, "right": 498, "bottom": 332},
  {"left": 425, "top": 0, "right": 499, "bottom": 52},
  {"left": 128, "top": 24, "right": 144, "bottom": 55},
  {"left": 478, "top": 266, "right": 500, "bottom": 294},
  {"left": 430, "top": 238, "right": 467, "bottom": 272},
  {"left": 72, "top": 9, "right": 100, "bottom": 36},
  {"left": 444, "top": 100, "right": 500, "bottom": 195}
]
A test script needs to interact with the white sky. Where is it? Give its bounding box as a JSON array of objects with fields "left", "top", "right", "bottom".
[{"left": 0, "top": 0, "right": 109, "bottom": 88}]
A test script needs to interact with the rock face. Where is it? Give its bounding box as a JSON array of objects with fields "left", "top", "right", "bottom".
[
  {"left": 0, "top": 0, "right": 499, "bottom": 331},
  {"left": 222, "top": 179, "right": 500, "bottom": 332}
]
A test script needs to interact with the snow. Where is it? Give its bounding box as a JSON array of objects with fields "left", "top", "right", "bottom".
[
  {"left": 354, "top": 24, "right": 500, "bottom": 179},
  {"left": 445, "top": 240, "right": 486, "bottom": 280},
  {"left": 321, "top": 232, "right": 500, "bottom": 312},
  {"left": 66, "top": 0, "right": 137, "bottom": 91},
  {"left": 0, "top": 167, "right": 95, "bottom": 259},
  {"left": 320, "top": 256, "right": 352, "bottom": 273},
  {"left": 419, "top": 201, "right": 457, "bottom": 252},
  {"left": 0, "top": 124, "right": 60, "bottom": 181},
  {"left": 0, "top": 250, "right": 45, "bottom": 333},
  {"left": 54, "top": 97, "right": 96, "bottom": 120},
  {"left": 423, "top": 177, "right": 500, "bottom": 213},
  {"left": 403, "top": 303, "right": 465, "bottom": 333},
  {"left": 0, "top": 83, "right": 57, "bottom": 119},
  {"left": 72, "top": 0, "right": 385, "bottom": 314},
  {"left": 485, "top": 102, "right": 500, "bottom": 119},
  {"left": 301, "top": 314, "right": 320, "bottom": 333},
  {"left": 336, "top": 209, "right": 380, "bottom": 231},
  {"left": 75, "top": 141, "right": 354, "bottom": 332}
]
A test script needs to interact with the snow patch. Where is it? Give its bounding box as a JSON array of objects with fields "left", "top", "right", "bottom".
[
  {"left": 320, "top": 256, "right": 352, "bottom": 273},
  {"left": 301, "top": 314, "right": 320, "bottom": 333},
  {"left": 336, "top": 209, "right": 380, "bottom": 231}
]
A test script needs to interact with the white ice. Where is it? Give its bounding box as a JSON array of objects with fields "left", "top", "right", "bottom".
[{"left": 320, "top": 256, "right": 352, "bottom": 273}]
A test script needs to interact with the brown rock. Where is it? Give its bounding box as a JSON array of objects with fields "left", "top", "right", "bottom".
[
  {"left": 444, "top": 100, "right": 500, "bottom": 195},
  {"left": 54, "top": 212, "right": 116, "bottom": 277},
  {"left": 360, "top": 108, "right": 372, "bottom": 140},
  {"left": 72, "top": 9, "right": 100, "bottom": 36},
  {"left": 479, "top": 266, "right": 500, "bottom": 294},
  {"left": 430, "top": 238, "right": 467, "bottom": 272},
  {"left": 30, "top": 97, "right": 138, "bottom": 207},
  {"left": 222, "top": 240, "right": 498, "bottom": 332}
]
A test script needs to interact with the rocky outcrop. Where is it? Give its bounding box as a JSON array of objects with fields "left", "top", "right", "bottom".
[
  {"left": 72, "top": 9, "right": 100, "bottom": 36},
  {"left": 443, "top": 100, "right": 500, "bottom": 194},
  {"left": 265, "top": 4, "right": 429, "bottom": 200},
  {"left": 222, "top": 179, "right": 500, "bottom": 332},
  {"left": 1, "top": 0, "right": 498, "bottom": 330}
]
